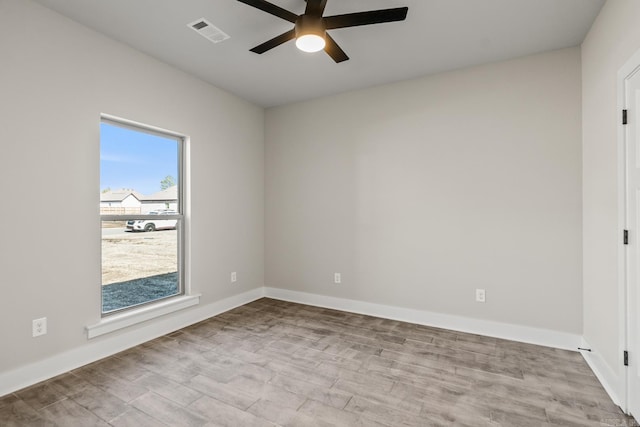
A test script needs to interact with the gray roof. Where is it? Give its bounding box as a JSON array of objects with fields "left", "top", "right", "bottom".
[
  {"left": 100, "top": 189, "right": 143, "bottom": 202},
  {"left": 141, "top": 185, "right": 177, "bottom": 202}
]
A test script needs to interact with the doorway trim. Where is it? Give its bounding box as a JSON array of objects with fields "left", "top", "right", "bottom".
[{"left": 618, "top": 46, "right": 640, "bottom": 415}]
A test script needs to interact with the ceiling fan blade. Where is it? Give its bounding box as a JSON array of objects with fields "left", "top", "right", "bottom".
[
  {"left": 250, "top": 29, "right": 296, "bottom": 54},
  {"left": 305, "top": 0, "right": 328, "bottom": 17},
  {"left": 324, "top": 34, "right": 349, "bottom": 63},
  {"left": 324, "top": 7, "right": 408, "bottom": 30},
  {"left": 237, "top": 0, "right": 298, "bottom": 23}
]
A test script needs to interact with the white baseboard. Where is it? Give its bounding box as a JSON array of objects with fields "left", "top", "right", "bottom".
[
  {"left": 0, "top": 287, "right": 265, "bottom": 397},
  {"left": 264, "top": 287, "right": 582, "bottom": 351},
  {"left": 579, "top": 337, "right": 623, "bottom": 408},
  {"left": 0, "top": 286, "right": 590, "bottom": 398}
]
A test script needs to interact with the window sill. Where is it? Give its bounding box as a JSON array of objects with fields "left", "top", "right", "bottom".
[{"left": 86, "top": 294, "right": 200, "bottom": 339}]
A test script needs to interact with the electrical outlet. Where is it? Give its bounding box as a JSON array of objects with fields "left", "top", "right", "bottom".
[
  {"left": 231, "top": 272, "right": 237, "bottom": 283},
  {"left": 476, "top": 289, "right": 486, "bottom": 303},
  {"left": 32, "top": 317, "right": 47, "bottom": 337},
  {"left": 334, "top": 273, "right": 341, "bottom": 284}
]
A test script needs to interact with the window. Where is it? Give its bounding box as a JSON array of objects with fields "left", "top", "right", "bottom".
[{"left": 100, "top": 117, "right": 184, "bottom": 315}]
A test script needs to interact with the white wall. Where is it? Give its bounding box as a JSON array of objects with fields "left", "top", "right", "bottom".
[
  {"left": 120, "top": 194, "right": 142, "bottom": 208},
  {"left": 266, "top": 47, "right": 583, "bottom": 334},
  {"left": 582, "top": 0, "right": 640, "bottom": 398},
  {"left": 0, "top": 0, "right": 263, "bottom": 374},
  {"left": 141, "top": 202, "right": 178, "bottom": 214}
]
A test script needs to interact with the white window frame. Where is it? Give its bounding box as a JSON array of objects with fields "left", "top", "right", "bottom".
[{"left": 88, "top": 114, "right": 197, "bottom": 338}]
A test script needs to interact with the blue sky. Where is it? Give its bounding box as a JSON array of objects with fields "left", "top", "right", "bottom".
[{"left": 100, "top": 122, "right": 178, "bottom": 195}]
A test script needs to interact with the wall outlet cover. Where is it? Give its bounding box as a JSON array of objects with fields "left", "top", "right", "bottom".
[{"left": 32, "top": 317, "right": 47, "bottom": 337}]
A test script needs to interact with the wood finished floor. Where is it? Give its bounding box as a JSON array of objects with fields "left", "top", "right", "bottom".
[{"left": 1, "top": 298, "right": 637, "bottom": 426}]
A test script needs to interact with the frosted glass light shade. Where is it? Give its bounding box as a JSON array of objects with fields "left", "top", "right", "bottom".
[{"left": 296, "top": 34, "right": 326, "bottom": 53}]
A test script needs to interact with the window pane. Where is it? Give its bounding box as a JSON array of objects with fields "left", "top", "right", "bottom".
[
  {"left": 101, "top": 222, "right": 179, "bottom": 313},
  {"left": 100, "top": 119, "right": 183, "bottom": 315},
  {"left": 100, "top": 122, "right": 179, "bottom": 212}
]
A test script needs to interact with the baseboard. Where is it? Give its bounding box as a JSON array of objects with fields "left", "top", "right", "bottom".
[
  {"left": 0, "top": 287, "right": 265, "bottom": 397},
  {"left": 579, "top": 337, "right": 623, "bottom": 408},
  {"left": 0, "top": 286, "right": 588, "bottom": 398},
  {"left": 264, "top": 287, "right": 581, "bottom": 351}
]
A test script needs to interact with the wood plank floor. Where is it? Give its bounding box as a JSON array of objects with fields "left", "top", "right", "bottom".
[{"left": 1, "top": 298, "right": 637, "bottom": 426}]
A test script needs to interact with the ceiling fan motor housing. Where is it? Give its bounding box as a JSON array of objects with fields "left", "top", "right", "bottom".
[{"left": 295, "top": 14, "right": 326, "bottom": 39}]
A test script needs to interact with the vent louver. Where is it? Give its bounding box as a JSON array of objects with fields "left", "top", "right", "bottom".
[{"left": 188, "top": 18, "right": 230, "bottom": 44}]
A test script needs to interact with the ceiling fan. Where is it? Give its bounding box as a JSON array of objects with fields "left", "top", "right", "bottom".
[{"left": 237, "top": 0, "right": 409, "bottom": 63}]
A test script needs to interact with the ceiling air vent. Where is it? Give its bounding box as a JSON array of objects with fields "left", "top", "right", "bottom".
[{"left": 188, "top": 18, "right": 230, "bottom": 44}]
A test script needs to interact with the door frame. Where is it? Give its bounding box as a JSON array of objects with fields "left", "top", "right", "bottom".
[{"left": 619, "top": 46, "right": 640, "bottom": 416}]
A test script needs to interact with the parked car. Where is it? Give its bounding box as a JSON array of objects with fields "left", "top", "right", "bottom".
[{"left": 126, "top": 210, "right": 177, "bottom": 232}]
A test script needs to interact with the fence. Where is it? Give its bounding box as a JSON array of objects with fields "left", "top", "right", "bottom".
[{"left": 100, "top": 207, "right": 141, "bottom": 215}]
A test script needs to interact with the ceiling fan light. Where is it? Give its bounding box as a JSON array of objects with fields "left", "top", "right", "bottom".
[{"left": 296, "top": 34, "right": 326, "bottom": 53}]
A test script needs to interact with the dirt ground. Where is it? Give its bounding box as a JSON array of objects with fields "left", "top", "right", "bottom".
[{"left": 101, "top": 229, "right": 178, "bottom": 285}]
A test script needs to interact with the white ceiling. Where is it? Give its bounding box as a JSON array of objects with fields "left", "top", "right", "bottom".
[{"left": 34, "top": 0, "right": 605, "bottom": 107}]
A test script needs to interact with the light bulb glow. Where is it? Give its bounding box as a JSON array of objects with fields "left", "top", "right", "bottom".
[{"left": 296, "top": 34, "right": 326, "bottom": 53}]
